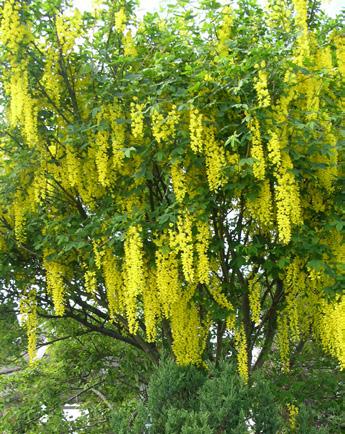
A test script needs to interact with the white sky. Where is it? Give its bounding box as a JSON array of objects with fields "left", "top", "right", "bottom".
[{"left": 74, "top": 0, "right": 343, "bottom": 18}]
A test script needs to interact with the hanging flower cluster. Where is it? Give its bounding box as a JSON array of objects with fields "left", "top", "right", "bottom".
[{"left": 0, "top": 0, "right": 342, "bottom": 380}]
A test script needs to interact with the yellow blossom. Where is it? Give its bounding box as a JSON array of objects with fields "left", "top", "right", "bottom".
[
  {"left": 208, "top": 275, "right": 234, "bottom": 312},
  {"left": 171, "top": 162, "right": 187, "bottom": 204},
  {"left": 267, "top": 130, "right": 281, "bottom": 168},
  {"left": 43, "top": 252, "right": 66, "bottom": 316},
  {"left": 102, "top": 248, "right": 124, "bottom": 320},
  {"left": 248, "top": 117, "right": 265, "bottom": 180},
  {"left": 195, "top": 220, "right": 210, "bottom": 285},
  {"left": 123, "top": 225, "right": 145, "bottom": 334},
  {"left": 277, "top": 313, "right": 290, "bottom": 371},
  {"left": 248, "top": 277, "right": 261, "bottom": 325},
  {"left": 123, "top": 30, "right": 137, "bottom": 57},
  {"left": 20, "top": 289, "right": 37, "bottom": 364},
  {"left": 151, "top": 105, "right": 180, "bottom": 143},
  {"left": 254, "top": 62, "right": 271, "bottom": 108},
  {"left": 56, "top": 10, "right": 82, "bottom": 55},
  {"left": 93, "top": 240, "right": 104, "bottom": 270},
  {"left": 287, "top": 403, "right": 299, "bottom": 431},
  {"left": 235, "top": 325, "right": 249, "bottom": 383},
  {"left": 333, "top": 34, "right": 345, "bottom": 76},
  {"left": 109, "top": 100, "right": 126, "bottom": 170},
  {"left": 292, "top": 0, "right": 309, "bottom": 64},
  {"left": 189, "top": 107, "right": 203, "bottom": 153},
  {"left": 173, "top": 213, "right": 194, "bottom": 283},
  {"left": 171, "top": 298, "right": 207, "bottom": 365},
  {"left": 115, "top": 8, "right": 126, "bottom": 33},
  {"left": 217, "top": 6, "right": 233, "bottom": 56},
  {"left": 42, "top": 48, "right": 62, "bottom": 105},
  {"left": 156, "top": 247, "right": 180, "bottom": 317},
  {"left": 266, "top": 0, "right": 291, "bottom": 32},
  {"left": 0, "top": 0, "right": 30, "bottom": 54},
  {"left": 151, "top": 109, "right": 166, "bottom": 144},
  {"left": 204, "top": 125, "right": 226, "bottom": 191},
  {"left": 143, "top": 267, "right": 160, "bottom": 342},
  {"left": 84, "top": 269, "right": 97, "bottom": 294},
  {"left": 318, "top": 295, "right": 345, "bottom": 370},
  {"left": 130, "top": 100, "right": 145, "bottom": 140},
  {"left": 247, "top": 179, "right": 273, "bottom": 228},
  {"left": 65, "top": 146, "right": 81, "bottom": 189},
  {"left": 274, "top": 153, "right": 302, "bottom": 244}
]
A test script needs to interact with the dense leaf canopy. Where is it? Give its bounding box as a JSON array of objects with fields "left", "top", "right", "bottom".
[{"left": 0, "top": 0, "right": 344, "bottom": 391}]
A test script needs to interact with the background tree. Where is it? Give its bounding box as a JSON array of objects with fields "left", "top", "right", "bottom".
[
  {"left": 0, "top": 318, "right": 154, "bottom": 433},
  {"left": 0, "top": 0, "right": 344, "bottom": 429}
]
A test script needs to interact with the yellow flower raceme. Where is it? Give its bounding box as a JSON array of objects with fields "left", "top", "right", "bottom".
[
  {"left": 292, "top": 0, "right": 308, "bottom": 33},
  {"left": 115, "top": 8, "right": 126, "bottom": 33},
  {"left": 273, "top": 69, "right": 298, "bottom": 124},
  {"left": 167, "top": 105, "right": 180, "bottom": 141},
  {"left": 20, "top": 289, "right": 37, "bottom": 364},
  {"left": 304, "top": 74, "right": 320, "bottom": 121},
  {"left": 254, "top": 61, "right": 271, "bottom": 108},
  {"left": 95, "top": 130, "right": 110, "bottom": 187},
  {"left": 155, "top": 236, "right": 181, "bottom": 318},
  {"left": 318, "top": 295, "right": 345, "bottom": 370},
  {"left": 93, "top": 240, "right": 104, "bottom": 270},
  {"left": 316, "top": 117, "right": 338, "bottom": 193},
  {"left": 248, "top": 277, "right": 261, "bottom": 325},
  {"left": 171, "top": 298, "right": 207, "bottom": 365},
  {"left": 208, "top": 275, "right": 234, "bottom": 312},
  {"left": 130, "top": 100, "right": 145, "bottom": 140},
  {"left": 0, "top": 0, "right": 30, "bottom": 55},
  {"left": 84, "top": 269, "right": 97, "bottom": 294},
  {"left": 9, "top": 66, "right": 38, "bottom": 146},
  {"left": 277, "top": 313, "right": 290, "bottom": 371},
  {"left": 171, "top": 162, "right": 187, "bottom": 204},
  {"left": 123, "top": 225, "right": 145, "bottom": 334},
  {"left": 292, "top": 0, "right": 309, "bottom": 64},
  {"left": 248, "top": 117, "right": 265, "bottom": 180},
  {"left": 27, "top": 171, "right": 47, "bottom": 209},
  {"left": 235, "top": 325, "right": 249, "bottom": 383},
  {"left": 333, "top": 34, "right": 345, "bottom": 76},
  {"left": 43, "top": 252, "right": 66, "bottom": 316},
  {"left": 102, "top": 248, "right": 124, "bottom": 320},
  {"left": 56, "top": 10, "right": 82, "bottom": 55},
  {"left": 195, "top": 220, "right": 210, "bottom": 285},
  {"left": 123, "top": 30, "right": 137, "bottom": 57},
  {"left": 151, "top": 109, "right": 165, "bottom": 144},
  {"left": 143, "top": 268, "right": 160, "bottom": 342},
  {"left": 93, "top": 107, "right": 112, "bottom": 187},
  {"left": 287, "top": 403, "right": 299, "bottom": 431},
  {"left": 204, "top": 125, "right": 226, "bottom": 191},
  {"left": 172, "top": 213, "right": 194, "bottom": 283},
  {"left": 108, "top": 100, "right": 126, "bottom": 170},
  {"left": 283, "top": 259, "right": 302, "bottom": 342},
  {"left": 266, "top": 0, "right": 291, "bottom": 32},
  {"left": 247, "top": 179, "right": 273, "bottom": 228},
  {"left": 65, "top": 146, "right": 81, "bottom": 189},
  {"left": 189, "top": 107, "right": 203, "bottom": 153},
  {"left": 151, "top": 105, "right": 180, "bottom": 144},
  {"left": 217, "top": 6, "right": 233, "bottom": 57},
  {"left": 267, "top": 130, "right": 281, "bottom": 168},
  {"left": 42, "top": 48, "right": 62, "bottom": 105},
  {"left": 274, "top": 153, "right": 302, "bottom": 244}
]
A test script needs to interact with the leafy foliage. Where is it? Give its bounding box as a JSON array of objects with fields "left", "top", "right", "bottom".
[
  {"left": 0, "top": 319, "right": 154, "bottom": 433},
  {"left": 0, "top": 0, "right": 344, "bottom": 431}
]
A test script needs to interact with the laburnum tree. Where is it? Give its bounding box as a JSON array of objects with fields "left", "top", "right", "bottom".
[{"left": 0, "top": 0, "right": 344, "bottom": 388}]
